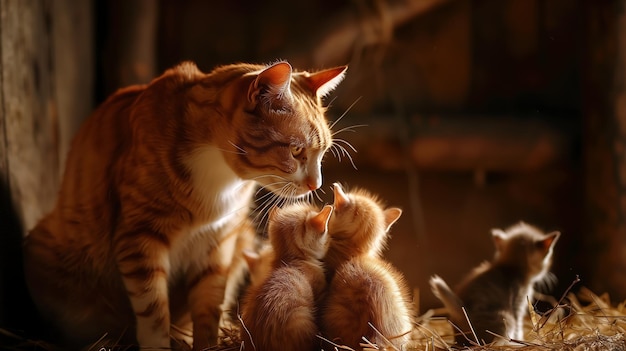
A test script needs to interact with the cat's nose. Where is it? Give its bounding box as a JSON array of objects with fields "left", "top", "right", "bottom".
[{"left": 306, "top": 177, "right": 321, "bottom": 191}]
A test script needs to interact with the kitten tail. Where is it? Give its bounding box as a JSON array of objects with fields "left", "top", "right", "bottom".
[{"left": 429, "top": 275, "right": 464, "bottom": 322}]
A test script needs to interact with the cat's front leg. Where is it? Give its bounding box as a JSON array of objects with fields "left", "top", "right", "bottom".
[
  {"left": 114, "top": 228, "right": 172, "bottom": 349},
  {"left": 186, "top": 227, "right": 238, "bottom": 350}
]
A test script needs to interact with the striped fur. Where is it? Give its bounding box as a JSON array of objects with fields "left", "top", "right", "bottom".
[
  {"left": 320, "top": 183, "right": 413, "bottom": 351},
  {"left": 23, "top": 61, "right": 346, "bottom": 350}
]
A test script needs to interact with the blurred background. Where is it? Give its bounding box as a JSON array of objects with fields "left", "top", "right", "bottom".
[{"left": 1, "top": 0, "right": 625, "bottom": 338}]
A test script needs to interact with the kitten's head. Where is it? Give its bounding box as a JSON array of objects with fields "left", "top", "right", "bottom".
[
  {"left": 267, "top": 203, "right": 333, "bottom": 261},
  {"left": 491, "top": 222, "right": 560, "bottom": 283},
  {"left": 327, "top": 183, "right": 402, "bottom": 260},
  {"left": 217, "top": 61, "right": 347, "bottom": 199}
]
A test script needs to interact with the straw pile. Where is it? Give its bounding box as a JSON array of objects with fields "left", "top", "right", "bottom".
[
  {"left": 1, "top": 286, "right": 624, "bottom": 350},
  {"left": 213, "top": 285, "right": 626, "bottom": 351}
]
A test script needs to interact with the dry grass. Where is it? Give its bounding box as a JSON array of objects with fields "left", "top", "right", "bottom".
[
  {"left": 1, "top": 286, "right": 625, "bottom": 350},
  {"left": 407, "top": 285, "right": 626, "bottom": 351},
  {"left": 212, "top": 285, "right": 626, "bottom": 351}
]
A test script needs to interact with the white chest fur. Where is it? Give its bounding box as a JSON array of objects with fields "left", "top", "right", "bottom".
[{"left": 170, "top": 146, "right": 254, "bottom": 275}]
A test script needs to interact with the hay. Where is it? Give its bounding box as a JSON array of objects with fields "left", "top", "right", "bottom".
[
  {"left": 212, "top": 285, "right": 626, "bottom": 351},
  {"left": 1, "top": 287, "right": 625, "bottom": 350},
  {"left": 408, "top": 286, "right": 626, "bottom": 351}
]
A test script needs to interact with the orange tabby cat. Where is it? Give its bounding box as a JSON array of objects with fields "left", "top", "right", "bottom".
[
  {"left": 240, "top": 203, "right": 333, "bottom": 351},
  {"left": 320, "top": 183, "right": 413, "bottom": 350},
  {"left": 23, "top": 60, "right": 346, "bottom": 350},
  {"left": 430, "top": 222, "right": 560, "bottom": 346}
]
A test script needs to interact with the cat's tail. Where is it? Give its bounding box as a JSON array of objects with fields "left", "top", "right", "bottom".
[{"left": 429, "top": 275, "right": 464, "bottom": 322}]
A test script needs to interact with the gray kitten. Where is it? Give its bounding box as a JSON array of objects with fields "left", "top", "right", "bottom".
[{"left": 430, "top": 222, "right": 560, "bottom": 346}]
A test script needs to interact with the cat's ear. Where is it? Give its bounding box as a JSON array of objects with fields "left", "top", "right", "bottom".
[
  {"left": 332, "top": 183, "right": 350, "bottom": 211},
  {"left": 310, "top": 205, "right": 333, "bottom": 234},
  {"left": 538, "top": 231, "right": 560, "bottom": 252},
  {"left": 304, "top": 66, "right": 348, "bottom": 98},
  {"left": 248, "top": 61, "right": 293, "bottom": 103},
  {"left": 383, "top": 207, "right": 402, "bottom": 232}
]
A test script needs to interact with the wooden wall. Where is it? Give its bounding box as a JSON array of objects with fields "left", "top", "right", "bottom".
[
  {"left": 582, "top": 0, "right": 626, "bottom": 303},
  {"left": 0, "top": 0, "right": 93, "bottom": 332}
]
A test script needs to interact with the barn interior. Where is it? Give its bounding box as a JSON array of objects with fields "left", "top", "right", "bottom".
[{"left": 0, "top": 0, "right": 625, "bottom": 349}]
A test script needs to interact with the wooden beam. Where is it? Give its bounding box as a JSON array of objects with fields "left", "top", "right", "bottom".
[
  {"left": 330, "top": 114, "right": 573, "bottom": 173},
  {"left": 286, "top": 0, "right": 452, "bottom": 68},
  {"left": 582, "top": 0, "right": 626, "bottom": 302}
]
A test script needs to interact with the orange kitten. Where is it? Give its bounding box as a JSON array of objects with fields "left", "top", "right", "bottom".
[
  {"left": 320, "top": 183, "right": 413, "bottom": 350},
  {"left": 23, "top": 60, "right": 346, "bottom": 350},
  {"left": 430, "top": 222, "right": 560, "bottom": 346},
  {"left": 241, "top": 203, "right": 333, "bottom": 351}
]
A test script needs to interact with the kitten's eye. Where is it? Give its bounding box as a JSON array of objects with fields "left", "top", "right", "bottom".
[{"left": 290, "top": 145, "right": 303, "bottom": 157}]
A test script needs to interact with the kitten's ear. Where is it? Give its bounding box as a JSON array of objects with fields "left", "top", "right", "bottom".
[
  {"left": 304, "top": 66, "right": 347, "bottom": 98},
  {"left": 491, "top": 229, "right": 507, "bottom": 250},
  {"left": 242, "top": 250, "right": 260, "bottom": 270},
  {"left": 310, "top": 205, "right": 333, "bottom": 234},
  {"left": 539, "top": 231, "right": 560, "bottom": 251},
  {"left": 332, "top": 183, "right": 350, "bottom": 211},
  {"left": 383, "top": 207, "right": 402, "bottom": 232},
  {"left": 248, "top": 61, "right": 293, "bottom": 103}
]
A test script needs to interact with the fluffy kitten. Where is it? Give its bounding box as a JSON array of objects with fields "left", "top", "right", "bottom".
[
  {"left": 23, "top": 60, "right": 346, "bottom": 350},
  {"left": 320, "top": 183, "right": 413, "bottom": 350},
  {"left": 240, "top": 203, "right": 333, "bottom": 351},
  {"left": 430, "top": 222, "right": 560, "bottom": 346}
]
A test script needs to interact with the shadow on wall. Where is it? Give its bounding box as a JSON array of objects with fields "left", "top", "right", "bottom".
[{"left": 0, "top": 179, "right": 46, "bottom": 345}]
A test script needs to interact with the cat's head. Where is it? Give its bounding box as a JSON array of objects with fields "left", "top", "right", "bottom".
[
  {"left": 491, "top": 222, "right": 560, "bottom": 282},
  {"left": 217, "top": 61, "right": 347, "bottom": 199},
  {"left": 267, "top": 203, "right": 333, "bottom": 261},
  {"left": 327, "top": 183, "right": 402, "bottom": 259}
]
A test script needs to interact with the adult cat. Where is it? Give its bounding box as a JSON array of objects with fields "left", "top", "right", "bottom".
[{"left": 23, "top": 60, "right": 346, "bottom": 350}]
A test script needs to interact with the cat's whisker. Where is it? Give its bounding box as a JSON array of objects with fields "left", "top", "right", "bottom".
[
  {"left": 255, "top": 181, "right": 290, "bottom": 197},
  {"left": 333, "top": 143, "right": 358, "bottom": 170},
  {"left": 326, "top": 96, "right": 339, "bottom": 110},
  {"left": 214, "top": 141, "right": 247, "bottom": 155},
  {"left": 312, "top": 189, "right": 324, "bottom": 203},
  {"left": 252, "top": 182, "right": 303, "bottom": 231},
  {"left": 249, "top": 174, "right": 291, "bottom": 182},
  {"left": 331, "top": 124, "right": 368, "bottom": 137},
  {"left": 328, "top": 146, "right": 339, "bottom": 159},
  {"left": 333, "top": 144, "right": 351, "bottom": 159},
  {"left": 329, "top": 96, "right": 362, "bottom": 131},
  {"left": 252, "top": 189, "right": 281, "bottom": 224},
  {"left": 214, "top": 147, "right": 246, "bottom": 155},
  {"left": 330, "top": 145, "right": 343, "bottom": 163},
  {"left": 332, "top": 138, "right": 358, "bottom": 153},
  {"left": 253, "top": 187, "right": 278, "bottom": 203},
  {"left": 228, "top": 140, "right": 247, "bottom": 154}
]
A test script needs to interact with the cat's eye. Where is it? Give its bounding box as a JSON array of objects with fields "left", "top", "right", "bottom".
[{"left": 290, "top": 145, "right": 303, "bottom": 157}]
